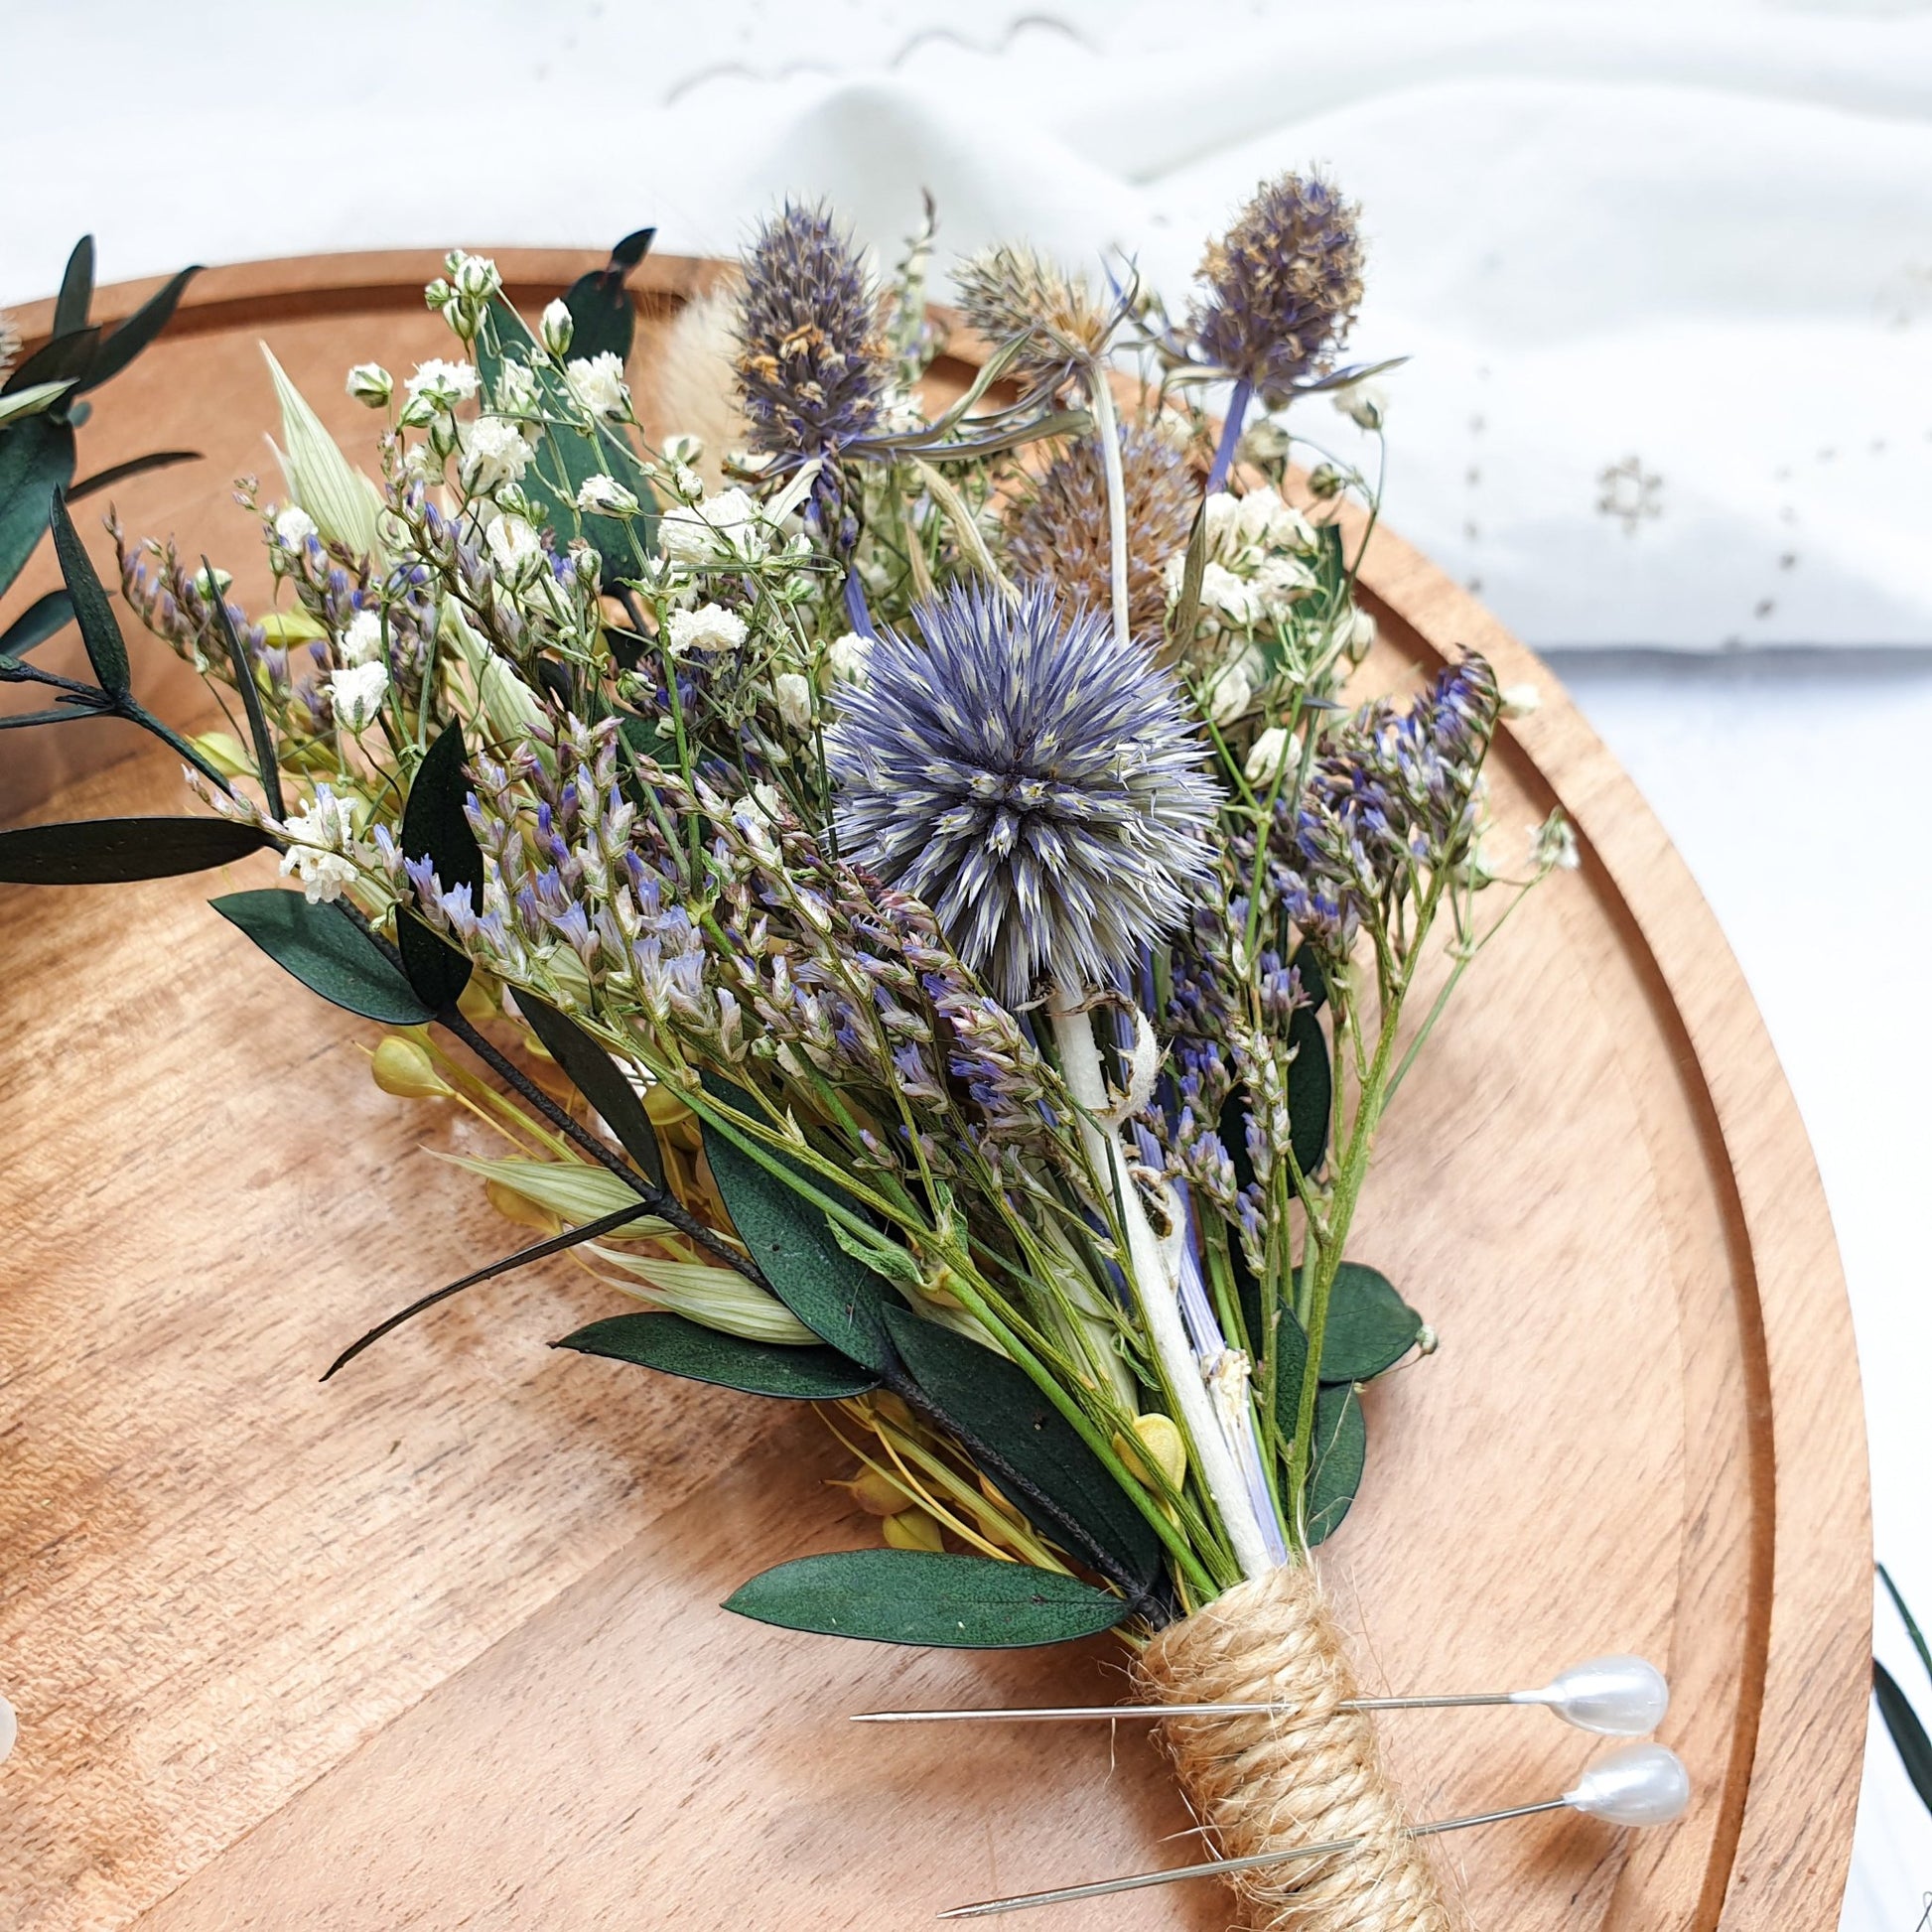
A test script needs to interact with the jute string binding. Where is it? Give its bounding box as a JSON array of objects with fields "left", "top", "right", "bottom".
[{"left": 1137, "top": 1562, "right": 1461, "bottom": 1931}]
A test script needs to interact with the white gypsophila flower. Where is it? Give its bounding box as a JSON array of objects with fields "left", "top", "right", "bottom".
[
  {"left": 338, "top": 609, "right": 385, "bottom": 666},
  {"left": 1252, "top": 554, "right": 1317, "bottom": 618},
  {"left": 566, "top": 351, "right": 629, "bottom": 421},
  {"left": 278, "top": 786, "right": 361, "bottom": 903},
  {"left": 1345, "top": 606, "right": 1376, "bottom": 655},
  {"left": 273, "top": 505, "right": 319, "bottom": 550},
  {"left": 1245, "top": 725, "right": 1299, "bottom": 786},
  {"left": 657, "top": 486, "right": 767, "bottom": 565},
  {"left": 540, "top": 299, "right": 573, "bottom": 357},
  {"left": 1205, "top": 662, "right": 1252, "bottom": 729},
  {"left": 485, "top": 513, "right": 544, "bottom": 582},
  {"left": 1500, "top": 681, "right": 1542, "bottom": 719},
  {"left": 772, "top": 670, "right": 813, "bottom": 731},
  {"left": 405, "top": 357, "right": 481, "bottom": 409},
  {"left": 402, "top": 440, "right": 448, "bottom": 483},
  {"left": 327, "top": 660, "right": 389, "bottom": 732},
  {"left": 492, "top": 358, "right": 541, "bottom": 420},
  {"left": 461, "top": 416, "right": 535, "bottom": 493},
  {"left": 1532, "top": 811, "right": 1580, "bottom": 872},
  {"left": 1333, "top": 380, "right": 1389, "bottom": 432},
  {"left": 825, "top": 629, "right": 871, "bottom": 684},
  {"left": 662, "top": 432, "right": 704, "bottom": 469},
  {"left": 664, "top": 603, "right": 748, "bottom": 657},
  {"left": 345, "top": 362, "right": 393, "bottom": 408},
  {"left": 575, "top": 473, "right": 640, "bottom": 517},
  {"left": 1197, "top": 562, "right": 1260, "bottom": 629},
  {"left": 447, "top": 252, "right": 501, "bottom": 302}
]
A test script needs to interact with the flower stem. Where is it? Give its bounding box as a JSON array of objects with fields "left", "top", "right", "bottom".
[
  {"left": 1205, "top": 377, "right": 1253, "bottom": 493},
  {"left": 1086, "top": 373, "right": 1132, "bottom": 651},
  {"left": 1049, "top": 985, "right": 1274, "bottom": 1582}
]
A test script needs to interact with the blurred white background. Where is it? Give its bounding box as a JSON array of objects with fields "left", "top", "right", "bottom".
[{"left": 3, "top": 0, "right": 1927, "bottom": 1919}]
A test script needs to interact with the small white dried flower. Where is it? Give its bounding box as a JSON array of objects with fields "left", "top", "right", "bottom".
[
  {"left": 272, "top": 505, "right": 318, "bottom": 551},
  {"left": 825, "top": 629, "right": 871, "bottom": 684},
  {"left": 1333, "top": 380, "right": 1389, "bottom": 431},
  {"left": 345, "top": 362, "right": 393, "bottom": 408},
  {"left": 338, "top": 609, "right": 385, "bottom": 666},
  {"left": 575, "top": 473, "right": 640, "bottom": 517},
  {"left": 1244, "top": 725, "right": 1300, "bottom": 787},
  {"left": 485, "top": 513, "right": 544, "bottom": 582},
  {"left": 1205, "top": 662, "right": 1252, "bottom": 729},
  {"left": 491, "top": 358, "right": 541, "bottom": 419},
  {"left": 662, "top": 432, "right": 704, "bottom": 469},
  {"left": 566, "top": 350, "right": 629, "bottom": 421},
  {"left": 1344, "top": 606, "right": 1376, "bottom": 657},
  {"left": 658, "top": 487, "right": 766, "bottom": 565},
  {"left": 404, "top": 358, "right": 480, "bottom": 410},
  {"left": 772, "top": 670, "right": 813, "bottom": 731},
  {"left": 1500, "top": 681, "right": 1542, "bottom": 719},
  {"left": 665, "top": 603, "right": 747, "bottom": 657},
  {"left": 540, "top": 299, "right": 574, "bottom": 357},
  {"left": 446, "top": 252, "right": 501, "bottom": 302},
  {"left": 327, "top": 660, "right": 389, "bottom": 732},
  {"left": 461, "top": 416, "right": 535, "bottom": 493},
  {"left": 278, "top": 787, "right": 361, "bottom": 903},
  {"left": 1531, "top": 810, "right": 1580, "bottom": 873}
]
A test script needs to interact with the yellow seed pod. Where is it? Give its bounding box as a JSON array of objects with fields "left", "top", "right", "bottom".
[
  {"left": 1133, "top": 1412, "right": 1188, "bottom": 1489},
  {"left": 977, "top": 1473, "right": 1022, "bottom": 1524},
  {"left": 882, "top": 1507, "right": 946, "bottom": 1554},
  {"left": 849, "top": 1468, "right": 906, "bottom": 1517},
  {"left": 185, "top": 730, "right": 255, "bottom": 779},
  {"left": 871, "top": 1391, "right": 914, "bottom": 1432},
  {"left": 483, "top": 1178, "right": 561, "bottom": 1235},
  {"left": 257, "top": 610, "right": 330, "bottom": 646},
  {"left": 370, "top": 1035, "right": 452, "bottom": 1100},
  {"left": 456, "top": 975, "right": 499, "bottom": 1026}
]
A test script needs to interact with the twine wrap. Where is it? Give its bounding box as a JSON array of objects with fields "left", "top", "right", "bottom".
[{"left": 1137, "top": 1563, "right": 1458, "bottom": 1931}]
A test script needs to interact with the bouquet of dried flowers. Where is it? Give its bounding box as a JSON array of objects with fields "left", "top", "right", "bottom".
[{"left": 0, "top": 184, "right": 1584, "bottom": 1929}]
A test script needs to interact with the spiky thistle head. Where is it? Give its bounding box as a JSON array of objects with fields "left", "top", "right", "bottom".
[
  {"left": 954, "top": 244, "right": 1119, "bottom": 390},
  {"left": 1189, "top": 171, "right": 1365, "bottom": 406},
  {"left": 734, "top": 203, "right": 888, "bottom": 470},
  {"left": 1006, "top": 425, "right": 1197, "bottom": 641},
  {"left": 827, "top": 581, "right": 1220, "bottom": 1003}
]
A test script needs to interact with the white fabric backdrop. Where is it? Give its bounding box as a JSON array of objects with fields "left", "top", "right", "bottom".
[{"left": 4, "top": 0, "right": 1929, "bottom": 1918}]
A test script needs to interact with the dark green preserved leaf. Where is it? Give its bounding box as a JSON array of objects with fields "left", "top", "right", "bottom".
[
  {"left": 53, "top": 236, "right": 95, "bottom": 337},
  {"left": 882, "top": 1304, "right": 1162, "bottom": 1589},
  {"left": 0, "top": 415, "right": 77, "bottom": 595},
  {"left": 0, "top": 816, "right": 269, "bottom": 884},
  {"left": 395, "top": 723, "right": 484, "bottom": 1011},
  {"left": 556, "top": 1311, "right": 877, "bottom": 1399},
  {"left": 2, "top": 328, "right": 99, "bottom": 402},
  {"left": 517, "top": 993, "right": 664, "bottom": 1188},
  {"left": 49, "top": 491, "right": 127, "bottom": 692},
  {"left": 82, "top": 265, "right": 201, "bottom": 390},
  {"left": 1305, "top": 1383, "right": 1366, "bottom": 1545},
  {"left": 210, "top": 890, "right": 435, "bottom": 1025},
  {"left": 206, "top": 562, "right": 283, "bottom": 821},
  {"left": 724, "top": 1550, "right": 1125, "bottom": 1649},
  {"left": 1318, "top": 1262, "right": 1423, "bottom": 1383},
  {"left": 1874, "top": 1660, "right": 1932, "bottom": 1818},
  {"left": 68, "top": 449, "right": 200, "bottom": 500},
  {"left": 0, "top": 589, "right": 73, "bottom": 656}
]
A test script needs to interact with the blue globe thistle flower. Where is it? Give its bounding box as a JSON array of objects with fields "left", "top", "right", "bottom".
[
  {"left": 734, "top": 203, "right": 888, "bottom": 475},
  {"left": 827, "top": 581, "right": 1220, "bottom": 1004},
  {"left": 1189, "top": 172, "right": 1365, "bottom": 408}
]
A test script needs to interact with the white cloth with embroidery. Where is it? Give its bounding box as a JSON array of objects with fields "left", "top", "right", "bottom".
[{"left": 5, "top": 0, "right": 1930, "bottom": 649}]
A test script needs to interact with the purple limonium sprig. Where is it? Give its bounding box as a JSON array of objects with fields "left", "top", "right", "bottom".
[
  {"left": 1190, "top": 171, "right": 1366, "bottom": 489},
  {"left": 826, "top": 580, "right": 1218, "bottom": 1006}
]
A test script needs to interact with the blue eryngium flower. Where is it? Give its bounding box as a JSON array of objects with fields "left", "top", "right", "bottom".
[
  {"left": 734, "top": 203, "right": 887, "bottom": 472},
  {"left": 828, "top": 582, "right": 1220, "bottom": 1005},
  {"left": 1190, "top": 172, "right": 1365, "bottom": 407}
]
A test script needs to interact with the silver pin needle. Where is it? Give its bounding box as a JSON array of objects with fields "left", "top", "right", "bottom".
[
  {"left": 935, "top": 1742, "right": 1690, "bottom": 1919},
  {"left": 936, "top": 1799, "right": 1569, "bottom": 1919},
  {"left": 854, "top": 1694, "right": 1513, "bottom": 1725}
]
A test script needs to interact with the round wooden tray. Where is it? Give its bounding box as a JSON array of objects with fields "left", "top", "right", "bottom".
[{"left": 0, "top": 254, "right": 1868, "bottom": 1930}]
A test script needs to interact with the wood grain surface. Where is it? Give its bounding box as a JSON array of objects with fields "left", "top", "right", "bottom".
[{"left": 0, "top": 253, "right": 1869, "bottom": 1930}]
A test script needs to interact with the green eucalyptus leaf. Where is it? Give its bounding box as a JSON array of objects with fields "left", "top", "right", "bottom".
[
  {"left": 1319, "top": 1263, "right": 1423, "bottom": 1383},
  {"left": 881, "top": 1304, "right": 1162, "bottom": 1589},
  {"left": 697, "top": 1085, "right": 893, "bottom": 1373},
  {"left": 0, "top": 414, "right": 77, "bottom": 595},
  {"left": 724, "top": 1550, "right": 1125, "bottom": 1649},
  {"left": 1287, "top": 1001, "right": 1331, "bottom": 1179},
  {"left": 561, "top": 269, "right": 634, "bottom": 368},
  {"left": 49, "top": 491, "right": 128, "bottom": 693},
  {"left": 1305, "top": 1382, "right": 1366, "bottom": 1546},
  {"left": 1881, "top": 1565, "right": 1932, "bottom": 1686},
  {"left": 556, "top": 1311, "right": 877, "bottom": 1399},
  {"left": 83, "top": 265, "right": 201, "bottom": 391},
  {"left": 206, "top": 564, "right": 283, "bottom": 821},
  {"left": 0, "top": 589, "right": 74, "bottom": 656},
  {"left": 1874, "top": 1660, "right": 1932, "bottom": 1818},
  {"left": 395, "top": 722, "right": 483, "bottom": 1010},
  {"left": 211, "top": 890, "right": 434, "bottom": 1025},
  {"left": 69, "top": 450, "right": 201, "bottom": 501},
  {"left": 0, "top": 816, "right": 269, "bottom": 884},
  {"left": 517, "top": 993, "right": 664, "bottom": 1188},
  {"left": 53, "top": 237, "right": 95, "bottom": 337}
]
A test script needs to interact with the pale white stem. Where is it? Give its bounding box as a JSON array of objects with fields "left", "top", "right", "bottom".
[
  {"left": 1086, "top": 372, "right": 1132, "bottom": 652},
  {"left": 1048, "top": 987, "right": 1274, "bottom": 1580}
]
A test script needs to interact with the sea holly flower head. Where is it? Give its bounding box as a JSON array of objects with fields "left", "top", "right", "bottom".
[
  {"left": 1189, "top": 170, "right": 1365, "bottom": 406},
  {"left": 828, "top": 581, "right": 1220, "bottom": 1003}
]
